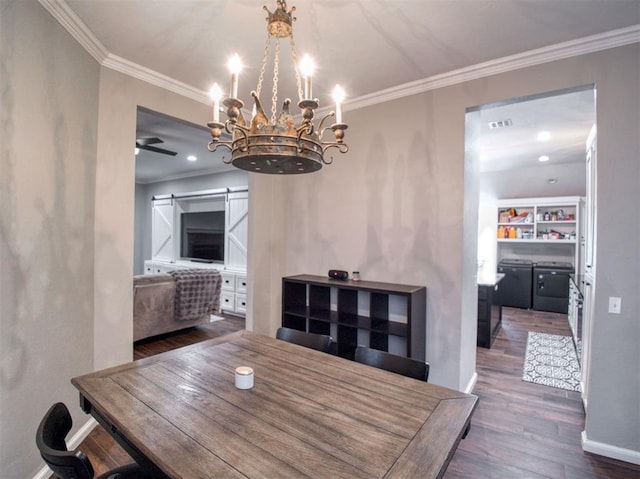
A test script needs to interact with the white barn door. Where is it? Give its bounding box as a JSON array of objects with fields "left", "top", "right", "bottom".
[
  {"left": 225, "top": 191, "right": 248, "bottom": 271},
  {"left": 151, "top": 198, "right": 174, "bottom": 262}
]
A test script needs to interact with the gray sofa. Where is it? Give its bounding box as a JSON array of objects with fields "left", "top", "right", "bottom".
[{"left": 133, "top": 270, "right": 222, "bottom": 341}]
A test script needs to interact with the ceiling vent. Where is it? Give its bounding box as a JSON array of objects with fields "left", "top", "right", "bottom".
[{"left": 488, "top": 119, "right": 513, "bottom": 129}]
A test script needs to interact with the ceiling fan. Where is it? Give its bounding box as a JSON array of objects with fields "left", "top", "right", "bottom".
[{"left": 135, "top": 137, "right": 177, "bottom": 156}]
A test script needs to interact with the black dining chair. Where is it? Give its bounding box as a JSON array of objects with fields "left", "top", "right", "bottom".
[
  {"left": 276, "top": 327, "right": 333, "bottom": 353},
  {"left": 36, "top": 402, "right": 153, "bottom": 479},
  {"left": 354, "top": 346, "right": 430, "bottom": 382}
]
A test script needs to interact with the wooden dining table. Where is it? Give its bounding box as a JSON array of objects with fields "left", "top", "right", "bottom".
[{"left": 72, "top": 330, "right": 477, "bottom": 479}]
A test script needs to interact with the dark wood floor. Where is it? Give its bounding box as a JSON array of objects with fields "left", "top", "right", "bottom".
[
  {"left": 68, "top": 310, "right": 640, "bottom": 479},
  {"left": 444, "top": 307, "right": 640, "bottom": 479}
]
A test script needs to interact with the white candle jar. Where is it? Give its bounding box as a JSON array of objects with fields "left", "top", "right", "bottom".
[{"left": 235, "top": 366, "right": 254, "bottom": 389}]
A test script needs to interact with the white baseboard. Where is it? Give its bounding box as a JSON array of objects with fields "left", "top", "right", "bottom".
[
  {"left": 33, "top": 417, "right": 98, "bottom": 479},
  {"left": 581, "top": 430, "right": 640, "bottom": 465},
  {"left": 464, "top": 371, "right": 478, "bottom": 394}
]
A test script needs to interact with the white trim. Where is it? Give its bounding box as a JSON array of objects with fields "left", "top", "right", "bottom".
[
  {"left": 496, "top": 195, "right": 583, "bottom": 207},
  {"left": 581, "top": 430, "right": 640, "bottom": 465},
  {"left": 32, "top": 417, "right": 98, "bottom": 479},
  {"left": 346, "top": 25, "right": 640, "bottom": 112},
  {"left": 39, "top": 1, "right": 640, "bottom": 110},
  {"left": 137, "top": 165, "right": 235, "bottom": 185},
  {"left": 32, "top": 464, "right": 53, "bottom": 479},
  {"left": 102, "top": 54, "right": 210, "bottom": 105},
  {"left": 38, "top": 0, "right": 108, "bottom": 63},
  {"left": 464, "top": 371, "right": 478, "bottom": 394}
]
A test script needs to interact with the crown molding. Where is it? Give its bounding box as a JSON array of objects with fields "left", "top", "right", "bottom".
[
  {"left": 38, "top": 0, "right": 108, "bottom": 63},
  {"left": 346, "top": 25, "right": 640, "bottom": 113},
  {"left": 102, "top": 54, "right": 209, "bottom": 105},
  {"left": 39, "top": 0, "right": 210, "bottom": 105},
  {"left": 40, "top": 0, "right": 640, "bottom": 112}
]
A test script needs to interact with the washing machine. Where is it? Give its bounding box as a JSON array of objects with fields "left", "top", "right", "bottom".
[
  {"left": 533, "top": 261, "right": 574, "bottom": 313},
  {"left": 497, "top": 259, "right": 533, "bottom": 309}
]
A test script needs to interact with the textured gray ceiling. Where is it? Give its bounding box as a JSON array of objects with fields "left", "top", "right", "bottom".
[{"left": 59, "top": 1, "right": 631, "bottom": 190}]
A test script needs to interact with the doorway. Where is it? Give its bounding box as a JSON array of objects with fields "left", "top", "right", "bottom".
[
  {"left": 465, "top": 84, "right": 596, "bottom": 354},
  {"left": 133, "top": 107, "right": 246, "bottom": 275}
]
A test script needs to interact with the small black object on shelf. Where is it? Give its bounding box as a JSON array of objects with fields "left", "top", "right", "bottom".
[{"left": 328, "top": 270, "right": 349, "bottom": 280}]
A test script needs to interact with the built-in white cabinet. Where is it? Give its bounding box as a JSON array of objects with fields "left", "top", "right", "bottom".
[
  {"left": 145, "top": 186, "right": 248, "bottom": 317},
  {"left": 495, "top": 196, "right": 583, "bottom": 269},
  {"left": 584, "top": 126, "right": 597, "bottom": 276},
  {"left": 144, "top": 260, "right": 247, "bottom": 316},
  {"left": 581, "top": 125, "right": 597, "bottom": 409},
  {"left": 496, "top": 198, "right": 580, "bottom": 243},
  {"left": 568, "top": 277, "right": 582, "bottom": 356},
  {"left": 219, "top": 270, "right": 247, "bottom": 316},
  {"left": 144, "top": 259, "right": 220, "bottom": 275}
]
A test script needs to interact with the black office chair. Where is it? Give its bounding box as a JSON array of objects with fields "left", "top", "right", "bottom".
[
  {"left": 36, "top": 402, "right": 153, "bottom": 479},
  {"left": 276, "top": 327, "right": 332, "bottom": 353},
  {"left": 354, "top": 346, "right": 430, "bottom": 382}
]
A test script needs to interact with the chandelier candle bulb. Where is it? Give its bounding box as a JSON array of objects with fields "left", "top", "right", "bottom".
[
  {"left": 228, "top": 54, "right": 242, "bottom": 99},
  {"left": 299, "top": 54, "right": 315, "bottom": 100},
  {"left": 209, "top": 83, "right": 223, "bottom": 123},
  {"left": 333, "top": 85, "right": 345, "bottom": 123}
]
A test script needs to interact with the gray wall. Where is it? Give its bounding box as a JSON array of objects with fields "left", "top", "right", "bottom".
[
  {"left": 248, "top": 44, "right": 640, "bottom": 455},
  {"left": 133, "top": 183, "right": 147, "bottom": 275},
  {"left": 0, "top": 2, "right": 100, "bottom": 477},
  {"left": 133, "top": 170, "right": 248, "bottom": 274},
  {"left": 92, "top": 68, "right": 211, "bottom": 372}
]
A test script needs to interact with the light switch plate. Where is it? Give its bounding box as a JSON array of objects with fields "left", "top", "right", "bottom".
[{"left": 608, "top": 296, "right": 622, "bottom": 314}]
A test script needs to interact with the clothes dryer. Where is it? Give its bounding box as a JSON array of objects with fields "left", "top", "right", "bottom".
[
  {"left": 497, "top": 259, "right": 533, "bottom": 309},
  {"left": 533, "top": 261, "right": 574, "bottom": 313}
]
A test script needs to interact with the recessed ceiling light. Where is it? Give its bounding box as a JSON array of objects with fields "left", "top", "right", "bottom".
[
  {"left": 547, "top": 178, "right": 558, "bottom": 184},
  {"left": 187, "top": 155, "right": 197, "bottom": 162},
  {"left": 538, "top": 155, "right": 550, "bottom": 162},
  {"left": 537, "top": 131, "right": 551, "bottom": 142}
]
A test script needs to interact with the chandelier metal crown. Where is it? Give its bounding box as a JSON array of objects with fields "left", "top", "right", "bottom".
[{"left": 207, "top": 0, "right": 348, "bottom": 174}]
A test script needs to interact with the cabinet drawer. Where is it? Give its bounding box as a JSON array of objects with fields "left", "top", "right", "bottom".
[
  {"left": 221, "top": 273, "right": 235, "bottom": 291},
  {"left": 235, "top": 275, "right": 247, "bottom": 293},
  {"left": 220, "top": 291, "right": 235, "bottom": 311},
  {"left": 235, "top": 293, "right": 247, "bottom": 314}
]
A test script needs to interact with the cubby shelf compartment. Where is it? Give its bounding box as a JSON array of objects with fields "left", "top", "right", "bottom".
[{"left": 282, "top": 274, "right": 426, "bottom": 361}]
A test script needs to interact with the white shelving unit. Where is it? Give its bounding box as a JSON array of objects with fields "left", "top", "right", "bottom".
[
  {"left": 495, "top": 196, "right": 583, "bottom": 269},
  {"left": 145, "top": 186, "right": 248, "bottom": 317}
]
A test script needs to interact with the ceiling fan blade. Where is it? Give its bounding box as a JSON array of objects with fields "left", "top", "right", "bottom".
[
  {"left": 136, "top": 137, "right": 163, "bottom": 147},
  {"left": 139, "top": 144, "right": 177, "bottom": 156}
]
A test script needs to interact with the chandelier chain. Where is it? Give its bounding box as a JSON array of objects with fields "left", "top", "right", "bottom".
[
  {"left": 289, "top": 32, "right": 304, "bottom": 102},
  {"left": 270, "top": 39, "right": 282, "bottom": 123},
  {"left": 255, "top": 34, "right": 271, "bottom": 99}
]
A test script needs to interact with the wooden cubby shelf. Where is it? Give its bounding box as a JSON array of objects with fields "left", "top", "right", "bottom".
[{"left": 281, "top": 274, "right": 426, "bottom": 361}]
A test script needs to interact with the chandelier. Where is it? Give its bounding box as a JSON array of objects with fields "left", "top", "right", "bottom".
[{"left": 207, "top": 0, "right": 348, "bottom": 174}]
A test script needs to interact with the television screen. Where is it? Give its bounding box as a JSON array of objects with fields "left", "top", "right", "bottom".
[{"left": 180, "top": 211, "right": 225, "bottom": 262}]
